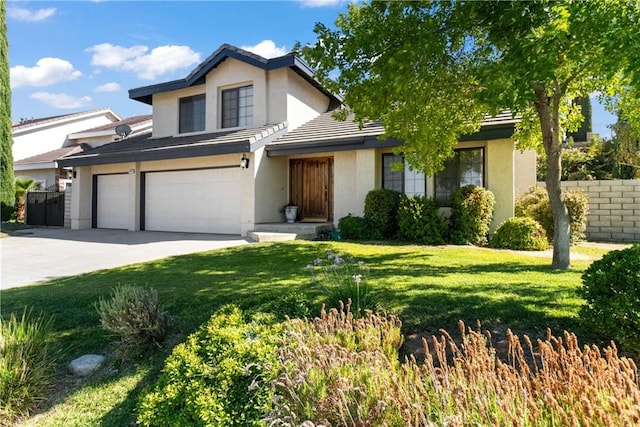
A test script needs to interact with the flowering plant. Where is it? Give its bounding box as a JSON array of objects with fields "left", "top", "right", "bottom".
[{"left": 307, "top": 250, "right": 377, "bottom": 315}]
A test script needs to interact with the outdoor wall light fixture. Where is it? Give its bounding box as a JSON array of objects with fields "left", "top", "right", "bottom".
[
  {"left": 240, "top": 153, "right": 250, "bottom": 169},
  {"left": 128, "top": 168, "right": 136, "bottom": 174},
  {"left": 68, "top": 169, "right": 76, "bottom": 179}
]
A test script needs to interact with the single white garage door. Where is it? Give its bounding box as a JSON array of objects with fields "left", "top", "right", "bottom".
[
  {"left": 97, "top": 174, "right": 130, "bottom": 229},
  {"left": 144, "top": 168, "right": 241, "bottom": 234}
]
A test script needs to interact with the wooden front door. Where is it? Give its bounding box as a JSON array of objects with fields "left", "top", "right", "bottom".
[{"left": 289, "top": 158, "right": 333, "bottom": 222}]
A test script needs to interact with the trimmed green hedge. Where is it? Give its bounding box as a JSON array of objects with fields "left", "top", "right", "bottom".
[
  {"left": 364, "top": 189, "right": 401, "bottom": 239},
  {"left": 397, "top": 195, "right": 447, "bottom": 245},
  {"left": 449, "top": 185, "right": 495, "bottom": 245},
  {"left": 489, "top": 217, "right": 548, "bottom": 251},
  {"left": 580, "top": 243, "right": 640, "bottom": 356}
]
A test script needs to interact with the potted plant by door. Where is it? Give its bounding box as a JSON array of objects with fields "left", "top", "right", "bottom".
[{"left": 284, "top": 203, "right": 298, "bottom": 223}]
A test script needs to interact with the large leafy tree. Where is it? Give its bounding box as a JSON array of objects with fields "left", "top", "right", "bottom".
[
  {"left": 0, "top": 1, "right": 14, "bottom": 212},
  {"left": 304, "top": 0, "right": 640, "bottom": 269}
]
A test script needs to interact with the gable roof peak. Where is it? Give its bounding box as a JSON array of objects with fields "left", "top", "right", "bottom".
[{"left": 128, "top": 43, "right": 339, "bottom": 107}]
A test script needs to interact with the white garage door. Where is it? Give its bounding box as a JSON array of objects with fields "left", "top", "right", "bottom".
[
  {"left": 97, "top": 174, "right": 130, "bottom": 229},
  {"left": 145, "top": 168, "right": 241, "bottom": 234}
]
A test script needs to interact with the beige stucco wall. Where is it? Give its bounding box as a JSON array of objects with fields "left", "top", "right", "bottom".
[
  {"left": 150, "top": 58, "right": 330, "bottom": 139},
  {"left": 485, "top": 138, "right": 515, "bottom": 231},
  {"left": 254, "top": 148, "right": 288, "bottom": 224},
  {"left": 285, "top": 69, "right": 331, "bottom": 131},
  {"left": 514, "top": 149, "right": 537, "bottom": 197}
]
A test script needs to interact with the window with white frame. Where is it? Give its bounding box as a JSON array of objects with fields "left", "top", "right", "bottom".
[
  {"left": 434, "top": 147, "right": 484, "bottom": 206},
  {"left": 222, "top": 85, "right": 253, "bottom": 128},
  {"left": 382, "top": 154, "right": 426, "bottom": 196},
  {"left": 179, "top": 94, "right": 205, "bottom": 133}
]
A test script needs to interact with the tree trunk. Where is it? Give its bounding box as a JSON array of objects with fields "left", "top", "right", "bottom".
[{"left": 534, "top": 84, "right": 571, "bottom": 269}]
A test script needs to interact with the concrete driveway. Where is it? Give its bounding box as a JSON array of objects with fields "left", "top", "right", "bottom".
[{"left": 1, "top": 228, "right": 251, "bottom": 290}]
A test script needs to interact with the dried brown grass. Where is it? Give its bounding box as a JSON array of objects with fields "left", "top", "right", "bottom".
[{"left": 267, "top": 304, "right": 640, "bottom": 426}]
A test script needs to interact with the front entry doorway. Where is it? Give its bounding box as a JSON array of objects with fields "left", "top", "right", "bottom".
[{"left": 289, "top": 157, "right": 333, "bottom": 222}]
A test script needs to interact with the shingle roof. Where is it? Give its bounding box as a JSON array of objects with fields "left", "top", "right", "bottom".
[
  {"left": 265, "top": 110, "right": 520, "bottom": 156},
  {"left": 58, "top": 123, "right": 288, "bottom": 167},
  {"left": 14, "top": 146, "right": 86, "bottom": 165}
]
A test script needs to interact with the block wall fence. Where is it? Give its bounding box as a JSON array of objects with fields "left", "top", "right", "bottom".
[{"left": 536, "top": 179, "right": 640, "bottom": 242}]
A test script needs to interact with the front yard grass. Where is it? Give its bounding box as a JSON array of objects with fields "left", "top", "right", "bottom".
[{"left": 1, "top": 241, "right": 613, "bottom": 426}]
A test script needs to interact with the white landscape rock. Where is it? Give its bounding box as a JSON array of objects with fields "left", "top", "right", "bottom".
[{"left": 69, "top": 354, "right": 106, "bottom": 377}]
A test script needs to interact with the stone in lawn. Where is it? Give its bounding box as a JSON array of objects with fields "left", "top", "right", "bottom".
[{"left": 69, "top": 354, "right": 105, "bottom": 377}]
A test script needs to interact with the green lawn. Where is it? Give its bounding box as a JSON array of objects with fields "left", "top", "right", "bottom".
[{"left": 1, "top": 241, "right": 612, "bottom": 426}]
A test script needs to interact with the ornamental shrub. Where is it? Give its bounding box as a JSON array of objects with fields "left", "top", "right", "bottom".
[
  {"left": 397, "top": 195, "right": 447, "bottom": 245},
  {"left": 363, "top": 189, "right": 401, "bottom": 239},
  {"left": 515, "top": 186, "right": 589, "bottom": 244},
  {"left": 579, "top": 243, "right": 640, "bottom": 356},
  {"left": 96, "top": 285, "right": 169, "bottom": 361},
  {"left": 0, "top": 310, "right": 55, "bottom": 424},
  {"left": 137, "top": 305, "right": 281, "bottom": 427},
  {"left": 449, "top": 185, "right": 495, "bottom": 245},
  {"left": 338, "top": 214, "right": 368, "bottom": 240},
  {"left": 489, "top": 217, "right": 548, "bottom": 251}
]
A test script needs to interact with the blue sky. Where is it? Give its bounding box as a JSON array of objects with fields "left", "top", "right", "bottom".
[{"left": 8, "top": 0, "right": 616, "bottom": 138}]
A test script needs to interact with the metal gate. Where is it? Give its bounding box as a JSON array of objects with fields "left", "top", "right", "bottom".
[{"left": 26, "top": 191, "right": 65, "bottom": 226}]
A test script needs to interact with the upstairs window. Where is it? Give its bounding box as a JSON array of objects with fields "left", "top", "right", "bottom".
[
  {"left": 179, "top": 94, "right": 205, "bottom": 133},
  {"left": 435, "top": 148, "right": 484, "bottom": 206},
  {"left": 222, "top": 85, "right": 253, "bottom": 128}
]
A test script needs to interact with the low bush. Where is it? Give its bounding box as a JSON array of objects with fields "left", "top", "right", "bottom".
[
  {"left": 0, "top": 310, "right": 55, "bottom": 424},
  {"left": 96, "top": 285, "right": 169, "bottom": 361},
  {"left": 489, "top": 217, "right": 548, "bottom": 251},
  {"left": 449, "top": 185, "right": 495, "bottom": 245},
  {"left": 308, "top": 250, "right": 378, "bottom": 315},
  {"left": 397, "top": 195, "right": 447, "bottom": 245},
  {"left": 337, "top": 214, "right": 368, "bottom": 240},
  {"left": 137, "top": 305, "right": 280, "bottom": 427},
  {"left": 251, "top": 290, "right": 314, "bottom": 321},
  {"left": 579, "top": 243, "right": 640, "bottom": 355},
  {"left": 363, "top": 189, "right": 401, "bottom": 239},
  {"left": 516, "top": 186, "right": 589, "bottom": 244}
]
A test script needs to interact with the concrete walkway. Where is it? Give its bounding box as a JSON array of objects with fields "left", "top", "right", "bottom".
[{"left": 0, "top": 228, "right": 251, "bottom": 290}]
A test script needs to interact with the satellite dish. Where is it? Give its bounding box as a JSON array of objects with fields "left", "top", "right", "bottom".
[{"left": 115, "top": 124, "right": 132, "bottom": 138}]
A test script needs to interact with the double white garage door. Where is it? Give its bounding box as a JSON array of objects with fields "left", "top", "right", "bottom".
[{"left": 96, "top": 168, "right": 241, "bottom": 234}]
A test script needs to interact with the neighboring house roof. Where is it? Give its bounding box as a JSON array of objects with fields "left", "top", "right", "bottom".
[
  {"left": 58, "top": 123, "right": 288, "bottom": 167},
  {"left": 14, "top": 146, "right": 87, "bottom": 170},
  {"left": 265, "top": 111, "right": 520, "bottom": 157},
  {"left": 12, "top": 108, "right": 122, "bottom": 134},
  {"left": 129, "top": 44, "right": 342, "bottom": 109},
  {"left": 67, "top": 114, "right": 153, "bottom": 140}
]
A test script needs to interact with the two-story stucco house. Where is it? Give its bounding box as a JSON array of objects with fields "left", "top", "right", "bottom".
[{"left": 59, "top": 44, "right": 535, "bottom": 237}]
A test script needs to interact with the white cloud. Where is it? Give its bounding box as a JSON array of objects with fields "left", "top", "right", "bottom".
[
  {"left": 241, "top": 40, "right": 288, "bottom": 59},
  {"left": 10, "top": 58, "right": 82, "bottom": 89},
  {"left": 30, "top": 92, "right": 93, "bottom": 109},
  {"left": 7, "top": 6, "right": 56, "bottom": 22},
  {"left": 298, "top": 0, "right": 348, "bottom": 8},
  {"left": 86, "top": 43, "right": 201, "bottom": 80},
  {"left": 94, "top": 82, "right": 121, "bottom": 92}
]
